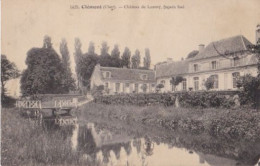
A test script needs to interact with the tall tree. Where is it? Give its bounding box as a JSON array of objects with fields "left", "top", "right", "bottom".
[
  {"left": 131, "top": 49, "right": 141, "bottom": 69},
  {"left": 1, "top": 55, "right": 20, "bottom": 98},
  {"left": 74, "top": 38, "right": 83, "bottom": 88},
  {"left": 98, "top": 41, "right": 113, "bottom": 67},
  {"left": 121, "top": 47, "right": 131, "bottom": 68},
  {"left": 111, "top": 44, "right": 121, "bottom": 67},
  {"left": 78, "top": 42, "right": 99, "bottom": 87},
  {"left": 21, "top": 36, "right": 67, "bottom": 96},
  {"left": 143, "top": 48, "right": 151, "bottom": 69},
  {"left": 60, "top": 39, "right": 76, "bottom": 91}
]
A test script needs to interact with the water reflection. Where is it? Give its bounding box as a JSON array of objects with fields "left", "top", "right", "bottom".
[{"left": 41, "top": 115, "right": 260, "bottom": 166}]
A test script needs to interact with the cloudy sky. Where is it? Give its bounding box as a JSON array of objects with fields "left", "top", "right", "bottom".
[{"left": 2, "top": 0, "right": 260, "bottom": 72}]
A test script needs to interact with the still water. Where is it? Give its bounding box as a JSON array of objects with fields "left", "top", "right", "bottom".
[{"left": 43, "top": 115, "right": 260, "bottom": 166}]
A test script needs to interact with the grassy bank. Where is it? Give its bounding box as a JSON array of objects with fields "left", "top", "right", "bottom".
[
  {"left": 78, "top": 103, "right": 260, "bottom": 141},
  {"left": 1, "top": 108, "right": 102, "bottom": 166}
]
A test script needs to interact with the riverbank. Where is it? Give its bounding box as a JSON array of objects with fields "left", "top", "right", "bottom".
[
  {"left": 78, "top": 103, "right": 260, "bottom": 142},
  {"left": 1, "top": 108, "right": 102, "bottom": 166}
]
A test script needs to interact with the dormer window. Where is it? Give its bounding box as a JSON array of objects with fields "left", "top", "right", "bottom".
[
  {"left": 194, "top": 64, "right": 199, "bottom": 72},
  {"left": 104, "top": 71, "right": 111, "bottom": 78}
]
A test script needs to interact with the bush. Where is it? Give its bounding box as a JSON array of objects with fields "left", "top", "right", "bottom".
[
  {"left": 237, "top": 74, "right": 260, "bottom": 107},
  {"left": 94, "top": 91, "right": 239, "bottom": 108}
]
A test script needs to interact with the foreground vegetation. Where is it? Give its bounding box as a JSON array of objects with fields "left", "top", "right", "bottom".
[
  {"left": 1, "top": 108, "right": 102, "bottom": 166},
  {"left": 79, "top": 103, "right": 260, "bottom": 142}
]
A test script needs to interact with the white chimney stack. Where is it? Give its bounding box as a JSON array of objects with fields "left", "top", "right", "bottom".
[
  {"left": 198, "top": 44, "right": 205, "bottom": 53},
  {"left": 256, "top": 24, "right": 260, "bottom": 44},
  {"left": 167, "top": 58, "right": 173, "bottom": 64}
]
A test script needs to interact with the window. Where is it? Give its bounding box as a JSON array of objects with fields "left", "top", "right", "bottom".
[
  {"left": 211, "top": 75, "right": 219, "bottom": 89},
  {"left": 141, "top": 74, "right": 148, "bottom": 80},
  {"left": 142, "top": 84, "right": 147, "bottom": 93},
  {"left": 115, "top": 83, "right": 120, "bottom": 92},
  {"left": 134, "top": 83, "right": 139, "bottom": 93},
  {"left": 193, "top": 77, "right": 199, "bottom": 91},
  {"left": 232, "top": 72, "right": 240, "bottom": 88},
  {"left": 211, "top": 61, "right": 217, "bottom": 69},
  {"left": 233, "top": 57, "right": 240, "bottom": 67},
  {"left": 105, "top": 82, "right": 109, "bottom": 88},
  {"left": 194, "top": 64, "right": 199, "bottom": 72},
  {"left": 182, "top": 78, "right": 187, "bottom": 91},
  {"left": 125, "top": 83, "right": 130, "bottom": 88},
  {"left": 104, "top": 71, "right": 111, "bottom": 78}
]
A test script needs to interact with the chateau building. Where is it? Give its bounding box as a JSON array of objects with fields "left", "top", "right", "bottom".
[
  {"left": 90, "top": 64, "right": 156, "bottom": 94},
  {"left": 90, "top": 25, "right": 259, "bottom": 94},
  {"left": 156, "top": 35, "right": 258, "bottom": 92}
]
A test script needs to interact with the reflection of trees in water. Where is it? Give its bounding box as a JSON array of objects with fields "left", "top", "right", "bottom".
[
  {"left": 77, "top": 126, "right": 97, "bottom": 155},
  {"left": 122, "top": 142, "right": 132, "bottom": 156},
  {"left": 144, "top": 137, "right": 154, "bottom": 156},
  {"left": 133, "top": 139, "right": 142, "bottom": 154}
]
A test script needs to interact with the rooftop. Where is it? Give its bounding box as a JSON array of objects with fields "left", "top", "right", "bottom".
[{"left": 191, "top": 35, "right": 253, "bottom": 61}]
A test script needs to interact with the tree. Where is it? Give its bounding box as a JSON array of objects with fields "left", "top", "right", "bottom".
[
  {"left": 1, "top": 55, "right": 20, "bottom": 98},
  {"left": 60, "top": 39, "right": 76, "bottom": 91},
  {"left": 170, "top": 76, "right": 184, "bottom": 91},
  {"left": 156, "top": 84, "right": 164, "bottom": 92},
  {"left": 131, "top": 49, "right": 141, "bottom": 69},
  {"left": 204, "top": 76, "right": 215, "bottom": 90},
  {"left": 236, "top": 74, "right": 260, "bottom": 107},
  {"left": 77, "top": 42, "right": 99, "bottom": 88},
  {"left": 143, "top": 48, "right": 151, "bottom": 69},
  {"left": 74, "top": 38, "right": 83, "bottom": 88},
  {"left": 111, "top": 44, "right": 121, "bottom": 67},
  {"left": 98, "top": 41, "right": 113, "bottom": 67},
  {"left": 121, "top": 47, "right": 131, "bottom": 68},
  {"left": 21, "top": 36, "right": 68, "bottom": 96}
]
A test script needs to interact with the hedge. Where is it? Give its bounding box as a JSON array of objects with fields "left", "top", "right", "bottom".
[{"left": 94, "top": 91, "right": 241, "bottom": 108}]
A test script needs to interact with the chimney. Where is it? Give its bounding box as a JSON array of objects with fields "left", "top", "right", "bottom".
[
  {"left": 167, "top": 58, "right": 173, "bottom": 64},
  {"left": 256, "top": 24, "right": 260, "bottom": 44},
  {"left": 198, "top": 44, "right": 205, "bottom": 53}
]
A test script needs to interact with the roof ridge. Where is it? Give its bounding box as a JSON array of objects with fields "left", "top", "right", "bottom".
[
  {"left": 240, "top": 35, "right": 247, "bottom": 50},
  {"left": 100, "top": 66, "right": 154, "bottom": 72}
]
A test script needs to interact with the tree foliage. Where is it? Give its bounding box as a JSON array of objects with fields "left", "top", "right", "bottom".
[
  {"left": 143, "top": 48, "right": 151, "bottom": 69},
  {"left": 76, "top": 42, "right": 99, "bottom": 87},
  {"left": 74, "top": 38, "right": 83, "bottom": 88},
  {"left": 205, "top": 76, "right": 215, "bottom": 90},
  {"left": 1, "top": 55, "right": 20, "bottom": 99},
  {"left": 21, "top": 36, "right": 70, "bottom": 96},
  {"left": 131, "top": 49, "right": 141, "bottom": 69},
  {"left": 121, "top": 47, "right": 131, "bottom": 68},
  {"left": 60, "top": 39, "right": 76, "bottom": 91},
  {"left": 170, "top": 76, "right": 184, "bottom": 91},
  {"left": 110, "top": 44, "right": 121, "bottom": 67}
]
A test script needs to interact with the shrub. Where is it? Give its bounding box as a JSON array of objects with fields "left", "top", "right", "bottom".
[
  {"left": 237, "top": 74, "right": 260, "bottom": 107},
  {"left": 94, "top": 91, "right": 239, "bottom": 108}
]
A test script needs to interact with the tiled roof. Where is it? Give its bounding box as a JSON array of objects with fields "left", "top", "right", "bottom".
[
  {"left": 155, "top": 60, "right": 189, "bottom": 78},
  {"left": 100, "top": 66, "right": 156, "bottom": 82},
  {"left": 192, "top": 35, "right": 253, "bottom": 61}
]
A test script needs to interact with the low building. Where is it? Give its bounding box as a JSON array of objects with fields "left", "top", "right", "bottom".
[{"left": 90, "top": 64, "right": 156, "bottom": 94}]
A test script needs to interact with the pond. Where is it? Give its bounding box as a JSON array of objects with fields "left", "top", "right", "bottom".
[{"left": 42, "top": 114, "right": 260, "bottom": 166}]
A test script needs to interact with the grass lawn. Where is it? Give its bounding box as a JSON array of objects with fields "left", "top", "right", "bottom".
[{"left": 78, "top": 103, "right": 260, "bottom": 141}]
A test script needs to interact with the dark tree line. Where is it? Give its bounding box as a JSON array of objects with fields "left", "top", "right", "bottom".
[
  {"left": 20, "top": 36, "right": 76, "bottom": 96},
  {"left": 19, "top": 36, "right": 152, "bottom": 96},
  {"left": 74, "top": 40, "right": 152, "bottom": 89}
]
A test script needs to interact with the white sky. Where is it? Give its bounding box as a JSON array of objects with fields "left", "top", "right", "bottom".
[{"left": 2, "top": 0, "right": 260, "bottom": 72}]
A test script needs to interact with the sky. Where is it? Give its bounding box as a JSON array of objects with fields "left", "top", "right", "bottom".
[
  {"left": 2, "top": 0, "right": 260, "bottom": 70},
  {"left": 1, "top": 0, "right": 260, "bottom": 96}
]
